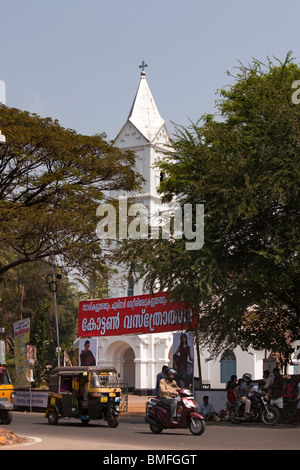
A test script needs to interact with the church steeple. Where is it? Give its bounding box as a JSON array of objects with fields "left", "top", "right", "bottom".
[
  {"left": 115, "top": 62, "right": 167, "bottom": 145},
  {"left": 113, "top": 62, "right": 170, "bottom": 201}
]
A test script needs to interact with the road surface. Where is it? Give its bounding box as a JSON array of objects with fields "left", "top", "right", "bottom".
[{"left": 1, "top": 411, "right": 299, "bottom": 451}]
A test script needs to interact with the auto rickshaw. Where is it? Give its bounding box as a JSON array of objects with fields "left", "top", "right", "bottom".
[
  {"left": 0, "top": 366, "right": 14, "bottom": 424},
  {"left": 45, "top": 366, "right": 121, "bottom": 427}
]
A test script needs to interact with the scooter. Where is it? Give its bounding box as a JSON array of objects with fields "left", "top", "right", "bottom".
[
  {"left": 145, "top": 388, "right": 206, "bottom": 435},
  {"left": 226, "top": 395, "right": 279, "bottom": 426}
]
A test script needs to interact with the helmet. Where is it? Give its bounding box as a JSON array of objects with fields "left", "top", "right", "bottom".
[
  {"left": 164, "top": 367, "right": 176, "bottom": 379},
  {"left": 242, "top": 373, "right": 252, "bottom": 383}
]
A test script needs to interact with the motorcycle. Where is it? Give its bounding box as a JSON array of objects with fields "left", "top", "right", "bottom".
[
  {"left": 226, "top": 395, "right": 280, "bottom": 426},
  {"left": 145, "top": 388, "right": 206, "bottom": 435}
]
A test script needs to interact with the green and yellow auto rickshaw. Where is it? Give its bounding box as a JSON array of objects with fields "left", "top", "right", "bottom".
[
  {"left": 0, "top": 366, "right": 14, "bottom": 424},
  {"left": 45, "top": 366, "right": 121, "bottom": 427}
]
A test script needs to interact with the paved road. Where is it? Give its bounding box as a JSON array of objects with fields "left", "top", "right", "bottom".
[{"left": 1, "top": 411, "right": 300, "bottom": 451}]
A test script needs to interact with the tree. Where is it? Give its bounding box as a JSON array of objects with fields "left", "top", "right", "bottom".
[
  {"left": 0, "top": 259, "right": 80, "bottom": 377},
  {"left": 0, "top": 105, "right": 142, "bottom": 277},
  {"left": 31, "top": 300, "right": 50, "bottom": 386},
  {"left": 117, "top": 53, "right": 300, "bottom": 361}
]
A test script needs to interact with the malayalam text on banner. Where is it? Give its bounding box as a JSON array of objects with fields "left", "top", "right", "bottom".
[{"left": 78, "top": 292, "right": 197, "bottom": 337}]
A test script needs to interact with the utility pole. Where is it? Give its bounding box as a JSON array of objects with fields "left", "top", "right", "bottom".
[{"left": 46, "top": 266, "right": 62, "bottom": 367}]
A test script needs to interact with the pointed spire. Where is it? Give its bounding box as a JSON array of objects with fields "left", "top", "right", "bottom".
[{"left": 127, "top": 62, "right": 165, "bottom": 142}]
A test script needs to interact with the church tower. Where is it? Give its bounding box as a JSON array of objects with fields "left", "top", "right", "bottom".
[
  {"left": 114, "top": 61, "right": 170, "bottom": 208},
  {"left": 96, "top": 64, "right": 173, "bottom": 393},
  {"left": 109, "top": 62, "right": 171, "bottom": 299}
]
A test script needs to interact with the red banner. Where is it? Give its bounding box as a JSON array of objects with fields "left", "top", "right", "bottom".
[{"left": 78, "top": 292, "right": 196, "bottom": 337}]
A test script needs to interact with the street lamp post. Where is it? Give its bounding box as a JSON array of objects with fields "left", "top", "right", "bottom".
[{"left": 46, "top": 267, "right": 62, "bottom": 367}]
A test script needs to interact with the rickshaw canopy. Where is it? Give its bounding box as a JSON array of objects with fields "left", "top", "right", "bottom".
[
  {"left": 49, "top": 366, "right": 119, "bottom": 393},
  {"left": 51, "top": 366, "right": 118, "bottom": 376}
]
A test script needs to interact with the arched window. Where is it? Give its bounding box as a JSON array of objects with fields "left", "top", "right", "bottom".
[{"left": 220, "top": 349, "right": 236, "bottom": 383}]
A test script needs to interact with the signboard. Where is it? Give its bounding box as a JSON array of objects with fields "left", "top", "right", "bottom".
[
  {"left": 173, "top": 332, "right": 194, "bottom": 391},
  {"left": 291, "top": 340, "right": 300, "bottom": 364},
  {"left": 78, "top": 292, "right": 197, "bottom": 337},
  {"left": 13, "top": 318, "right": 30, "bottom": 388},
  {"left": 26, "top": 344, "right": 37, "bottom": 366},
  {"left": 78, "top": 338, "right": 97, "bottom": 365},
  {"left": 0, "top": 340, "right": 6, "bottom": 364},
  {"left": 263, "top": 358, "right": 277, "bottom": 374},
  {"left": 13, "top": 390, "right": 48, "bottom": 409}
]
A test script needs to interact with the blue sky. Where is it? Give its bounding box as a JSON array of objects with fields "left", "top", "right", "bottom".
[{"left": 1, "top": 0, "right": 299, "bottom": 140}]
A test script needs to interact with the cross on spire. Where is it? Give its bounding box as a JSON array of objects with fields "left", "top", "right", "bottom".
[{"left": 139, "top": 61, "right": 148, "bottom": 76}]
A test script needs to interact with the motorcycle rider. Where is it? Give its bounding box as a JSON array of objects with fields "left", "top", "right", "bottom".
[
  {"left": 236, "top": 373, "right": 252, "bottom": 418},
  {"left": 159, "top": 367, "right": 181, "bottom": 424},
  {"left": 248, "top": 380, "right": 266, "bottom": 410},
  {"left": 155, "top": 365, "right": 168, "bottom": 398}
]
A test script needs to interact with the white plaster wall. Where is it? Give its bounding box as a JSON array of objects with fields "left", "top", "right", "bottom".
[
  {"left": 196, "top": 345, "right": 269, "bottom": 389},
  {"left": 74, "top": 334, "right": 278, "bottom": 392},
  {"left": 95, "top": 332, "right": 173, "bottom": 390}
]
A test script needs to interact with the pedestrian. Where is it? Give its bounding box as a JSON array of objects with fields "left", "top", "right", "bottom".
[
  {"left": 269, "top": 367, "right": 284, "bottom": 423},
  {"left": 262, "top": 370, "right": 273, "bottom": 397},
  {"left": 199, "top": 395, "right": 218, "bottom": 421}
]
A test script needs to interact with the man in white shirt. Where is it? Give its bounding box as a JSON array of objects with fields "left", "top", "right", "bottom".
[
  {"left": 248, "top": 380, "right": 266, "bottom": 409},
  {"left": 199, "top": 396, "right": 216, "bottom": 421}
]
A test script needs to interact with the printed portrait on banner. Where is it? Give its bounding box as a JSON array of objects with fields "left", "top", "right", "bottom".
[
  {"left": 173, "top": 331, "right": 194, "bottom": 391},
  {"left": 79, "top": 338, "right": 97, "bottom": 366}
]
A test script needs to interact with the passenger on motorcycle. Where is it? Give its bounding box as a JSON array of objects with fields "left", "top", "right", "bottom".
[
  {"left": 248, "top": 380, "right": 266, "bottom": 409},
  {"left": 226, "top": 375, "right": 238, "bottom": 404},
  {"left": 236, "top": 373, "right": 252, "bottom": 418},
  {"left": 159, "top": 367, "right": 181, "bottom": 425}
]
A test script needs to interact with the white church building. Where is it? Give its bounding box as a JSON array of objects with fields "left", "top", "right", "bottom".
[{"left": 76, "top": 64, "right": 298, "bottom": 394}]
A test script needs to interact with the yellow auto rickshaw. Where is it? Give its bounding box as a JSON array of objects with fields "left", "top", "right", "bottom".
[
  {"left": 45, "top": 366, "right": 121, "bottom": 427},
  {"left": 0, "top": 366, "right": 14, "bottom": 424}
]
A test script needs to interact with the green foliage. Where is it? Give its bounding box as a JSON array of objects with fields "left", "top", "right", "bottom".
[
  {"left": 31, "top": 300, "right": 50, "bottom": 387},
  {"left": 0, "top": 260, "right": 80, "bottom": 383},
  {"left": 0, "top": 105, "right": 142, "bottom": 277},
  {"left": 0, "top": 104, "right": 143, "bottom": 378},
  {"left": 117, "top": 53, "right": 300, "bottom": 361}
]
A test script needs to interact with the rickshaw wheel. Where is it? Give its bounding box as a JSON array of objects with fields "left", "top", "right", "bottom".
[
  {"left": 0, "top": 410, "right": 12, "bottom": 425},
  {"left": 107, "top": 414, "right": 119, "bottom": 428},
  {"left": 47, "top": 410, "right": 59, "bottom": 425}
]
